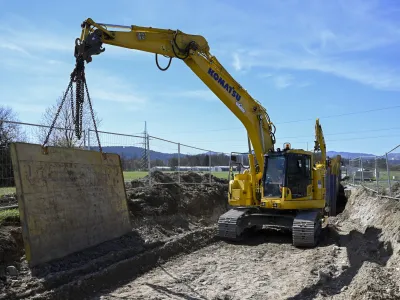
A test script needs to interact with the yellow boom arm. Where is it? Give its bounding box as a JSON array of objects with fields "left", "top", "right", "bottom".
[
  {"left": 75, "top": 18, "right": 276, "bottom": 178},
  {"left": 314, "top": 118, "right": 326, "bottom": 165}
]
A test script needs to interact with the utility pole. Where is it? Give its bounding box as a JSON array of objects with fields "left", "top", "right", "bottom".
[{"left": 140, "top": 121, "right": 148, "bottom": 171}]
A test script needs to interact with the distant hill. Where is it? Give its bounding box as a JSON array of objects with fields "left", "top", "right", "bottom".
[
  {"left": 96, "top": 146, "right": 400, "bottom": 164},
  {"left": 327, "top": 151, "right": 400, "bottom": 161},
  {"left": 98, "top": 146, "right": 178, "bottom": 161}
]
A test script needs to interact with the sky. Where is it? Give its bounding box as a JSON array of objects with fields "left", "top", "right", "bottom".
[{"left": 1, "top": 0, "right": 400, "bottom": 156}]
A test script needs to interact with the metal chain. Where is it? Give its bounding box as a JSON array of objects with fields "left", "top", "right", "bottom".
[
  {"left": 42, "top": 80, "right": 73, "bottom": 147},
  {"left": 83, "top": 77, "right": 103, "bottom": 153},
  {"left": 42, "top": 57, "right": 103, "bottom": 155},
  {"left": 72, "top": 58, "right": 85, "bottom": 140}
]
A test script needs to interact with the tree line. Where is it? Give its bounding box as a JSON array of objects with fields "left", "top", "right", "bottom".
[{"left": 120, "top": 153, "right": 248, "bottom": 171}]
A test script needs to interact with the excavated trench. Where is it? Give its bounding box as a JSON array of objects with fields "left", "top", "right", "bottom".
[{"left": 1, "top": 175, "right": 399, "bottom": 300}]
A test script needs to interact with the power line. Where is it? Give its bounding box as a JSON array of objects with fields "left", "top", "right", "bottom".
[
  {"left": 194, "top": 133, "right": 400, "bottom": 148},
  {"left": 180, "top": 126, "right": 400, "bottom": 144},
  {"left": 276, "top": 104, "right": 400, "bottom": 125},
  {"left": 154, "top": 104, "right": 400, "bottom": 135}
]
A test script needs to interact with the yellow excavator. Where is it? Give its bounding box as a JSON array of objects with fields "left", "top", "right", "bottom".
[{"left": 72, "top": 18, "right": 342, "bottom": 247}]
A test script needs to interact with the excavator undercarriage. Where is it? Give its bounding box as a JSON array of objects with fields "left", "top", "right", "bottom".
[{"left": 218, "top": 207, "right": 323, "bottom": 247}]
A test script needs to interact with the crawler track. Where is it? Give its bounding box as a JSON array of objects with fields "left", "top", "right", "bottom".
[
  {"left": 218, "top": 208, "right": 322, "bottom": 248},
  {"left": 292, "top": 211, "right": 322, "bottom": 247},
  {"left": 217, "top": 208, "right": 249, "bottom": 240}
]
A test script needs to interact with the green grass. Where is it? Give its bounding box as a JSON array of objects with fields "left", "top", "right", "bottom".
[
  {"left": 376, "top": 170, "right": 400, "bottom": 180},
  {"left": 123, "top": 171, "right": 150, "bottom": 181},
  {"left": 0, "top": 187, "right": 15, "bottom": 196},
  {"left": 0, "top": 208, "right": 20, "bottom": 227}
]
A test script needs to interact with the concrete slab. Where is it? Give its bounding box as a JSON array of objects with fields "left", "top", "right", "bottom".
[{"left": 10, "top": 142, "right": 131, "bottom": 267}]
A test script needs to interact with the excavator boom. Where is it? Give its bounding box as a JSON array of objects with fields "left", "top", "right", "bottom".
[{"left": 76, "top": 18, "right": 276, "bottom": 173}]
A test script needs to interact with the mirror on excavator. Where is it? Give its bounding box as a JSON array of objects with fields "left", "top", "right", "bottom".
[{"left": 228, "top": 152, "right": 249, "bottom": 180}]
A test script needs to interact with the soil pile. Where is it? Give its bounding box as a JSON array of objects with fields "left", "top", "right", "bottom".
[
  {"left": 391, "top": 181, "right": 400, "bottom": 199},
  {"left": 125, "top": 171, "right": 229, "bottom": 242},
  {"left": 320, "top": 186, "right": 400, "bottom": 299}
]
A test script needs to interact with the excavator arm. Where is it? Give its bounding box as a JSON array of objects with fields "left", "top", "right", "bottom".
[
  {"left": 314, "top": 118, "right": 326, "bottom": 166},
  {"left": 75, "top": 19, "right": 276, "bottom": 181}
]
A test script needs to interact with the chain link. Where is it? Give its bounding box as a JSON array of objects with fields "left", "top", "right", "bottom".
[
  {"left": 42, "top": 57, "right": 103, "bottom": 154},
  {"left": 83, "top": 77, "right": 102, "bottom": 153},
  {"left": 42, "top": 81, "right": 73, "bottom": 147}
]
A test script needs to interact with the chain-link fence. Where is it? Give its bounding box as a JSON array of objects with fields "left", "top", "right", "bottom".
[
  {"left": 344, "top": 144, "right": 400, "bottom": 199},
  {"left": 0, "top": 120, "right": 90, "bottom": 197},
  {"left": 147, "top": 135, "right": 231, "bottom": 185},
  {"left": 0, "top": 119, "right": 233, "bottom": 197}
]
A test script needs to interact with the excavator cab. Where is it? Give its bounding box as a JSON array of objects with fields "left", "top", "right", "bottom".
[{"left": 262, "top": 150, "right": 313, "bottom": 200}]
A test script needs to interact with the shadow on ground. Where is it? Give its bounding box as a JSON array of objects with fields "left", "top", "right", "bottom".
[{"left": 287, "top": 226, "right": 393, "bottom": 300}]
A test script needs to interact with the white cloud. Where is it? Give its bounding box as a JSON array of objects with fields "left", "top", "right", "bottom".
[
  {"left": 232, "top": 53, "right": 242, "bottom": 71},
  {"left": 0, "top": 14, "right": 149, "bottom": 61},
  {"left": 257, "top": 72, "right": 311, "bottom": 89},
  {"left": 273, "top": 74, "right": 294, "bottom": 89},
  {"left": 159, "top": 89, "right": 217, "bottom": 102},
  {"left": 90, "top": 90, "right": 147, "bottom": 104},
  {"left": 7, "top": 103, "right": 49, "bottom": 114},
  {"left": 225, "top": 1, "right": 400, "bottom": 91}
]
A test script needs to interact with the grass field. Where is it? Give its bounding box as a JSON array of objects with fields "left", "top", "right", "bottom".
[{"left": 0, "top": 208, "right": 19, "bottom": 226}]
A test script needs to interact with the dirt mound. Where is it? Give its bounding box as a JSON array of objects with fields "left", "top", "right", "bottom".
[
  {"left": 319, "top": 186, "right": 400, "bottom": 299},
  {"left": 0, "top": 227, "right": 23, "bottom": 267},
  {"left": 126, "top": 171, "right": 229, "bottom": 242},
  {"left": 124, "top": 171, "right": 228, "bottom": 189},
  {"left": 391, "top": 181, "right": 400, "bottom": 198}
]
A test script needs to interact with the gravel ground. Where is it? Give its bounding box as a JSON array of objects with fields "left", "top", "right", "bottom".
[{"left": 96, "top": 185, "right": 400, "bottom": 300}]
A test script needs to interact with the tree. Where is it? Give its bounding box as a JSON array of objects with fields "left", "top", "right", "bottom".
[
  {"left": 168, "top": 157, "right": 178, "bottom": 170},
  {"left": 150, "top": 159, "right": 164, "bottom": 168},
  {"left": 37, "top": 93, "right": 102, "bottom": 148},
  {"left": 0, "top": 106, "right": 26, "bottom": 187},
  {"left": 0, "top": 107, "right": 26, "bottom": 146},
  {"left": 203, "top": 154, "right": 210, "bottom": 167}
]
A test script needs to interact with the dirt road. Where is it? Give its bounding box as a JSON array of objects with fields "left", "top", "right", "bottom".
[
  {"left": 98, "top": 232, "right": 336, "bottom": 300},
  {"left": 96, "top": 186, "right": 400, "bottom": 300}
]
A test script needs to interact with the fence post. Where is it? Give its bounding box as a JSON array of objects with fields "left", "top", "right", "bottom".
[
  {"left": 375, "top": 156, "right": 379, "bottom": 194},
  {"left": 147, "top": 134, "right": 151, "bottom": 186},
  {"left": 360, "top": 157, "right": 364, "bottom": 183},
  {"left": 87, "top": 128, "right": 91, "bottom": 150},
  {"left": 178, "top": 143, "right": 180, "bottom": 184},
  {"left": 209, "top": 152, "right": 212, "bottom": 184},
  {"left": 386, "top": 153, "right": 392, "bottom": 196},
  {"left": 83, "top": 129, "right": 86, "bottom": 149}
]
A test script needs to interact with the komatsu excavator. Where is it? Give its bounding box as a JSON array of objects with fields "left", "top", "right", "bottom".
[{"left": 72, "top": 18, "right": 342, "bottom": 247}]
